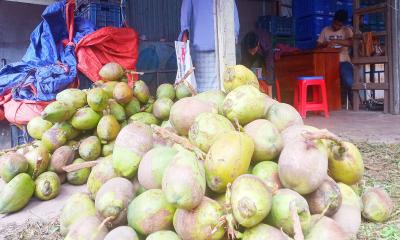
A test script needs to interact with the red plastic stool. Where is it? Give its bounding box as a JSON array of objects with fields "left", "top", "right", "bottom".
[
  {"left": 294, "top": 76, "right": 329, "bottom": 118},
  {"left": 275, "top": 79, "right": 282, "bottom": 102}
]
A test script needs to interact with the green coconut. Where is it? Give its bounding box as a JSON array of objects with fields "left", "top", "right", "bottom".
[
  {"left": 173, "top": 197, "right": 225, "bottom": 240},
  {"left": 146, "top": 230, "right": 181, "bottom": 240},
  {"left": 223, "top": 85, "right": 265, "bottom": 125},
  {"left": 175, "top": 83, "right": 192, "bottom": 99},
  {"left": 266, "top": 103, "right": 304, "bottom": 132},
  {"left": 99, "top": 62, "right": 125, "bottom": 81},
  {"left": 65, "top": 216, "right": 108, "bottom": 240},
  {"left": 25, "top": 145, "right": 50, "bottom": 179},
  {"left": 102, "top": 81, "right": 119, "bottom": 98},
  {"left": 27, "top": 117, "right": 53, "bottom": 140},
  {"left": 113, "top": 82, "right": 133, "bottom": 105},
  {"left": 328, "top": 141, "right": 364, "bottom": 185},
  {"left": 71, "top": 107, "right": 101, "bottom": 130},
  {"left": 266, "top": 189, "right": 312, "bottom": 236},
  {"left": 142, "top": 97, "right": 155, "bottom": 113},
  {"left": 338, "top": 183, "right": 362, "bottom": 210},
  {"left": 194, "top": 90, "right": 226, "bottom": 115},
  {"left": 97, "top": 115, "right": 121, "bottom": 142},
  {"left": 0, "top": 152, "right": 28, "bottom": 183},
  {"left": 242, "top": 224, "right": 290, "bottom": 240},
  {"left": 56, "top": 88, "right": 87, "bottom": 109},
  {"left": 53, "top": 122, "right": 80, "bottom": 140},
  {"left": 0, "top": 173, "right": 35, "bottom": 214},
  {"left": 87, "top": 156, "right": 119, "bottom": 199},
  {"left": 113, "top": 122, "right": 154, "bottom": 179},
  {"left": 162, "top": 146, "right": 206, "bottom": 210},
  {"left": 278, "top": 139, "right": 328, "bottom": 195},
  {"left": 95, "top": 177, "right": 136, "bottom": 228},
  {"left": 231, "top": 174, "right": 272, "bottom": 228},
  {"left": 102, "top": 140, "right": 115, "bottom": 157},
  {"left": 124, "top": 98, "right": 141, "bottom": 117},
  {"left": 251, "top": 161, "right": 282, "bottom": 193},
  {"left": 133, "top": 80, "right": 150, "bottom": 104},
  {"left": 105, "top": 226, "right": 139, "bottom": 240},
  {"left": 305, "top": 177, "right": 342, "bottom": 216},
  {"left": 362, "top": 188, "right": 393, "bottom": 222},
  {"left": 60, "top": 192, "right": 96, "bottom": 235},
  {"left": 244, "top": 119, "right": 283, "bottom": 162},
  {"left": 67, "top": 158, "right": 91, "bottom": 185},
  {"left": 41, "top": 126, "right": 68, "bottom": 153},
  {"left": 205, "top": 131, "right": 254, "bottom": 193},
  {"left": 49, "top": 146, "right": 75, "bottom": 173},
  {"left": 156, "top": 83, "right": 176, "bottom": 100},
  {"left": 129, "top": 112, "right": 160, "bottom": 126},
  {"left": 170, "top": 97, "right": 217, "bottom": 136},
  {"left": 34, "top": 171, "right": 61, "bottom": 201},
  {"left": 109, "top": 99, "right": 126, "bottom": 122},
  {"left": 223, "top": 65, "right": 259, "bottom": 93},
  {"left": 137, "top": 146, "right": 177, "bottom": 189},
  {"left": 188, "top": 112, "right": 235, "bottom": 153},
  {"left": 79, "top": 136, "right": 102, "bottom": 161},
  {"left": 306, "top": 215, "right": 348, "bottom": 240},
  {"left": 127, "top": 189, "right": 176, "bottom": 235},
  {"left": 153, "top": 97, "right": 174, "bottom": 120},
  {"left": 262, "top": 94, "right": 279, "bottom": 117},
  {"left": 41, "top": 101, "right": 75, "bottom": 123},
  {"left": 87, "top": 88, "right": 109, "bottom": 112}
]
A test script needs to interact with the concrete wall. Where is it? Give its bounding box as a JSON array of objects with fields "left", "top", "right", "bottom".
[{"left": 0, "top": 1, "right": 45, "bottom": 65}]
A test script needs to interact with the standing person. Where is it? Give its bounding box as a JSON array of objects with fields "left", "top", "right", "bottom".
[
  {"left": 317, "top": 9, "right": 354, "bottom": 105},
  {"left": 241, "top": 30, "right": 274, "bottom": 85},
  {"left": 180, "top": 0, "right": 240, "bottom": 92}
]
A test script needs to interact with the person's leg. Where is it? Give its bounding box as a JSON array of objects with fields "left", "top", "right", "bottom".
[
  {"left": 340, "top": 62, "right": 354, "bottom": 106},
  {"left": 192, "top": 51, "right": 218, "bottom": 93}
]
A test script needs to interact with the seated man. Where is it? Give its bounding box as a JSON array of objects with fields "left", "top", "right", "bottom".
[{"left": 317, "top": 10, "right": 354, "bottom": 105}]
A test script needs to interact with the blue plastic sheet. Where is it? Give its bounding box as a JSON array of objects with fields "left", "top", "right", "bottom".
[{"left": 0, "top": 0, "right": 95, "bottom": 101}]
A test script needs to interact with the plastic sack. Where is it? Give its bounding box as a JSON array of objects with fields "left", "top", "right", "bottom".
[
  {"left": 4, "top": 98, "right": 51, "bottom": 125},
  {"left": 174, "top": 41, "right": 197, "bottom": 91},
  {"left": 75, "top": 26, "right": 139, "bottom": 82}
]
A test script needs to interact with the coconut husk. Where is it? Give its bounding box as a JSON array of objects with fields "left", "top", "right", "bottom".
[{"left": 62, "top": 160, "right": 99, "bottom": 172}]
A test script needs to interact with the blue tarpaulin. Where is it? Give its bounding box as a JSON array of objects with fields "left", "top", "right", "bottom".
[{"left": 0, "top": 0, "right": 95, "bottom": 102}]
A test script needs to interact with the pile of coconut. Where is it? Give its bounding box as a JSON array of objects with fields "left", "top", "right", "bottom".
[{"left": 0, "top": 64, "right": 393, "bottom": 240}]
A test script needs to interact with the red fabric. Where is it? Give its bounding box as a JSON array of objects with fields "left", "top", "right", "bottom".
[
  {"left": 0, "top": 108, "right": 4, "bottom": 121},
  {"left": 259, "top": 80, "right": 270, "bottom": 95},
  {"left": 4, "top": 98, "right": 51, "bottom": 125},
  {"left": 75, "top": 27, "right": 139, "bottom": 83}
]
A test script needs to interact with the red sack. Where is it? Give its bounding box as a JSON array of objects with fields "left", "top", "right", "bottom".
[
  {"left": 0, "top": 108, "right": 4, "bottom": 121},
  {"left": 4, "top": 98, "right": 51, "bottom": 125},
  {"left": 75, "top": 27, "right": 139, "bottom": 83}
]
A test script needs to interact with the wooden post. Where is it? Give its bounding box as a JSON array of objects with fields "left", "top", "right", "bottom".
[
  {"left": 390, "top": 0, "right": 400, "bottom": 114},
  {"left": 214, "top": 0, "right": 237, "bottom": 90}
]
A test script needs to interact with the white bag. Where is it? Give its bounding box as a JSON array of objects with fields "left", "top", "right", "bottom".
[{"left": 175, "top": 41, "right": 197, "bottom": 91}]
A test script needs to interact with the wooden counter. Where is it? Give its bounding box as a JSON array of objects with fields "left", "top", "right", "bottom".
[{"left": 275, "top": 49, "right": 342, "bottom": 110}]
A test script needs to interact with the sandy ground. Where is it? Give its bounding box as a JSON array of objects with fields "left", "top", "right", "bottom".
[{"left": 0, "top": 183, "right": 86, "bottom": 228}]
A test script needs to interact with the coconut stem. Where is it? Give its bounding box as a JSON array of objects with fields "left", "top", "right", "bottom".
[
  {"left": 290, "top": 201, "right": 304, "bottom": 240},
  {"left": 98, "top": 216, "right": 115, "bottom": 231},
  {"left": 0, "top": 142, "right": 35, "bottom": 156},
  {"left": 62, "top": 160, "right": 99, "bottom": 172},
  {"left": 233, "top": 118, "right": 243, "bottom": 132},
  {"left": 224, "top": 183, "right": 241, "bottom": 240},
  {"left": 151, "top": 125, "right": 206, "bottom": 160},
  {"left": 302, "top": 129, "right": 348, "bottom": 151},
  {"left": 174, "top": 67, "right": 197, "bottom": 96}
]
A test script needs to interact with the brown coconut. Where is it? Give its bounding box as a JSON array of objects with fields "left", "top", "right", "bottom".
[
  {"left": 49, "top": 146, "right": 75, "bottom": 174},
  {"left": 331, "top": 204, "right": 361, "bottom": 239},
  {"left": 306, "top": 215, "right": 349, "bottom": 240},
  {"left": 305, "top": 177, "right": 342, "bottom": 216}
]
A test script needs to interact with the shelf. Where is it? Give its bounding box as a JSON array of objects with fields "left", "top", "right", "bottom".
[
  {"left": 352, "top": 82, "right": 389, "bottom": 90},
  {"left": 354, "top": 4, "right": 387, "bottom": 15},
  {"left": 352, "top": 56, "right": 388, "bottom": 64},
  {"left": 354, "top": 31, "right": 387, "bottom": 39}
]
